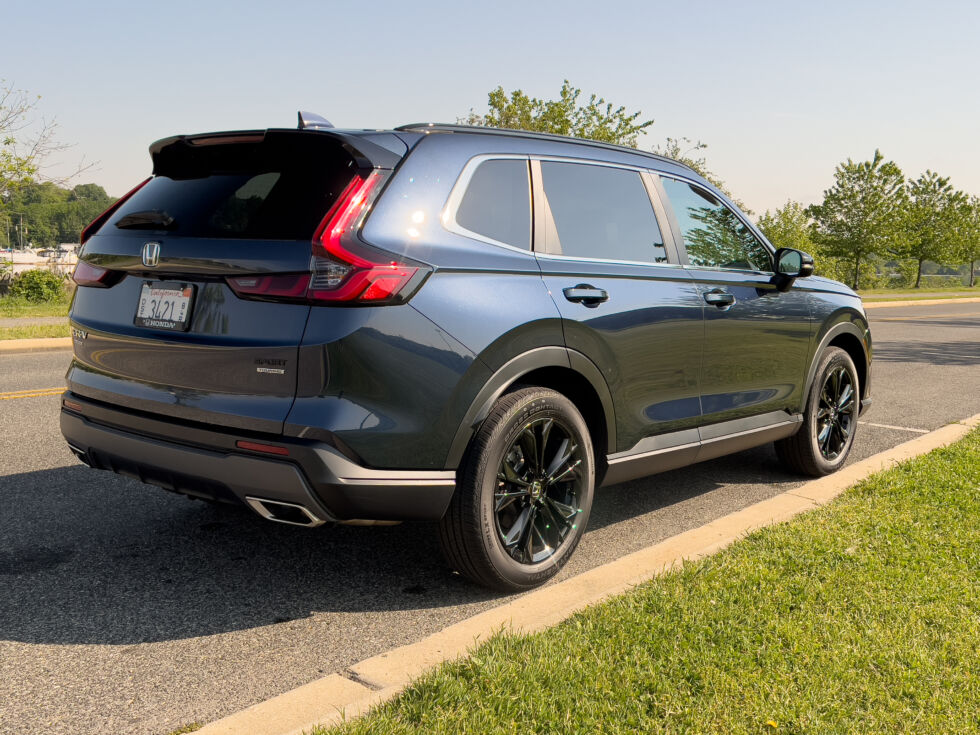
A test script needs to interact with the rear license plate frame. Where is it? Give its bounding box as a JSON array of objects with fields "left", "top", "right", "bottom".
[{"left": 133, "top": 280, "right": 196, "bottom": 332}]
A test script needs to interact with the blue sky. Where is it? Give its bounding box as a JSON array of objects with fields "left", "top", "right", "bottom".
[{"left": 4, "top": 0, "right": 978, "bottom": 214}]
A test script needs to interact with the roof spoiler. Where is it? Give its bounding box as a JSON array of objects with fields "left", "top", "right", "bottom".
[{"left": 149, "top": 128, "right": 403, "bottom": 174}]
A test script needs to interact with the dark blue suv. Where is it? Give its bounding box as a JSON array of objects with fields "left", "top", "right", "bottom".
[{"left": 61, "top": 114, "right": 872, "bottom": 590}]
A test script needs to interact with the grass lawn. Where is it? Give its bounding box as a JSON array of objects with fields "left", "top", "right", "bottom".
[
  {"left": 0, "top": 323, "right": 70, "bottom": 340},
  {"left": 0, "top": 294, "right": 71, "bottom": 318},
  {"left": 321, "top": 428, "right": 980, "bottom": 734},
  {"left": 860, "top": 286, "right": 977, "bottom": 301}
]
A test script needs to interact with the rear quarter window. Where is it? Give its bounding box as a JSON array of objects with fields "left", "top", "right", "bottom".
[{"left": 453, "top": 159, "right": 531, "bottom": 250}]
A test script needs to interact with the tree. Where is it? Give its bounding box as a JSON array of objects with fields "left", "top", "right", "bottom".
[
  {"left": 1, "top": 81, "right": 90, "bottom": 201},
  {"left": 901, "top": 170, "right": 967, "bottom": 287},
  {"left": 809, "top": 150, "right": 907, "bottom": 290},
  {"left": 757, "top": 200, "right": 816, "bottom": 253},
  {"left": 463, "top": 80, "right": 654, "bottom": 148},
  {"left": 958, "top": 195, "right": 980, "bottom": 288}
]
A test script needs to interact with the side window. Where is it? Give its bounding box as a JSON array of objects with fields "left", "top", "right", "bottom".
[
  {"left": 454, "top": 159, "right": 531, "bottom": 250},
  {"left": 660, "top": 177, "right": 771, "bottom": 271},
  {"left": 539, "top": 161, "right": 667, "bottom": 263}
]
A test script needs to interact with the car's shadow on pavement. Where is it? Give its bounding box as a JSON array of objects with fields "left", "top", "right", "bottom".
[{"left": 0, "top": 448, "right": 798, "bottom": 646}]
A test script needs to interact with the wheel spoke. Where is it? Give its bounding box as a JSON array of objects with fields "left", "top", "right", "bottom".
[
  {"left": 494, "top": 489, "right": 526, "bottom": 512},
  {"left": 503, "top": 505, "right": 532, "bottom": 548},
  {"left": 545, "top": 438, "right": 572, "bottom": 477},
  {"left": 545, "top": 495, "right": 576, "bottom": 521},
  {"left": 498, "top": 459, "right": 530, "bottom": 487},
  {"left": 537, "top": 418, "right": 553, "bottom": 471},
  {"left": 519, "top": 426, "right": 541, "bottom": 475},
  {"left": 818, "top": 421, "right": 833, "bottom": 449},
  {"left": 837, "top": 381, "right": 853, "bottom": 408},
  {"left": 521, "top": 506, "right": 538, "bottom": 560},
  {"left": 547, "top": 458, "right": 582, "bottom": 486}
]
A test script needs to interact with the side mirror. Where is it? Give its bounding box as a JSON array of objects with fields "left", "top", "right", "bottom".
[{"left": 773, "top": 248, "right": 814, "bottom": 291}]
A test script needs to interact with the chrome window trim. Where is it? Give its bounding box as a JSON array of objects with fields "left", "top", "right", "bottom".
[
  {"left": 657, "top": 172, "right": 776, "bottom": 274},
  {"left": 531, "top": 156, "right": 676, "bottom": 267},
  {"left": 441, "top": 153, "right": 534, "bottom": 254}
]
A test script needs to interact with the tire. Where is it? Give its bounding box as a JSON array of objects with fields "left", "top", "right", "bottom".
[
  {"left": 776, "top": 346, "right": 859, "bottom": 476},
  {"left": 439, "top": 387, "right": 595, "bottom": 592}
]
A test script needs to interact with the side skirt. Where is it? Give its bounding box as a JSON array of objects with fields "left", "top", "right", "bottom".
[{"left": 602, "top": 411, "right": 802, "bottom": 487}]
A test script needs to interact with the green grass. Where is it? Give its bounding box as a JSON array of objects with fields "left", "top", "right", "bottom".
[
  {"left": 859, "top": 286, "right": 977, "bottom": 301},
  {"left": 0, "top": 293, "right": 71, "bottom": 318},
  {"left": 165, "top": 725, "right": 202, "bottom": 735},
  {"left": 319, "top": 428, "right": 980, "bottom": 734},
  {"left": 0, "top": 323, "right": 70, "bottom": 340}
]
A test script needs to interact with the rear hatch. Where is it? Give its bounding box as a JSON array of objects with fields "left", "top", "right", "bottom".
[{"left": 68, "top": 129, "right": 401, "bottom": 434}]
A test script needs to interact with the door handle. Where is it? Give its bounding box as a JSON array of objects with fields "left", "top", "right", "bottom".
[
  {"left": 703, "top": 289, "right": 736, "bottom": 308},
  {"left": 563, "top": 284, "right": 609, "bottom": 306}
]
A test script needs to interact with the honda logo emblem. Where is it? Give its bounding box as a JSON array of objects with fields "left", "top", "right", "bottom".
[{"left": 142, "top": 241, "right": 161, "bottom": 268}]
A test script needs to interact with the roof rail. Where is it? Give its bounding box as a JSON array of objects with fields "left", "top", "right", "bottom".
[{"left": 394, "top": 122, "right": 680, "bottom": 168}]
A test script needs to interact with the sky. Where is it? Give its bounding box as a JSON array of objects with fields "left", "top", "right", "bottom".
[{"left": 4, "top": 0, "right": 979, "bottom": 216}]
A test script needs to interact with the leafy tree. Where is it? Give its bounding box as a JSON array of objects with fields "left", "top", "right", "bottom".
[
  {"left": 1, "top": 81, "right": 89, "bottom": 200},
  {"left": 808, "top": 150, "right": 908, "bottom": 290},
  {"left": 757, "top": 201, "right": 816, "bottom": 253},
  {"left": 1, "top": 180, "right": 113, "bottom": 248},
  {"left": 651, "top": 136, "right": 749, "bottom": 212},
  {"left": 901, "top": 170, "right": 967, "bottom": 287},
  {"left": 463, "top": 80, "right": 654, "bottom": 148},
  {"left": 958, "top": 195, "right": 980, "bottom": 288}
]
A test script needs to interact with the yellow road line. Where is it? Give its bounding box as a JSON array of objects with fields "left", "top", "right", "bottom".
[{"left": 0, "top": 387, "right": 65, "bottom": 400}]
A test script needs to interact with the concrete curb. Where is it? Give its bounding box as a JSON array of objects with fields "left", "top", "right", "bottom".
[
  {"left": 0, "top": 337, "right": 72, "bottom": 354},
  {"left": 195, "top": 412, "right": 980, "bottom": 735},
  {"left": 863, "top": 296, "right": 980, "bottom": 308}
]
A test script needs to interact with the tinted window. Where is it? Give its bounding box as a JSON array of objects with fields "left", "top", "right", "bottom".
[
  {"left": 540, "top": 161, "right": 666, "bottom": 263},
  {"left": 455, "top": 159, "right": 531, "bottom": 249},
  {"left": 660, "top": 177, "right": 771, "bottom": 271},
  {"left": 103, "top": 135, "right": 355, "bottom": 241}
]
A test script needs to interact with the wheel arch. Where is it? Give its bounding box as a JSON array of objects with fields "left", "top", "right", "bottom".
[
  {"left": 802, "top": 319, "right": 871, "bottom": 412},
  {"left": 445, "top": 346, "right": 616, "bottom": 472}
]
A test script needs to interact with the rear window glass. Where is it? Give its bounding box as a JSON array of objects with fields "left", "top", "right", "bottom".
[
  {"left": 540, "top": 161, "right": 666, "bottom": 263},
  {"left": 454, "top": 159, "right": 531, "bottom": 249},
  {"left": 102, "top": 134, "right": 356, "bottom": 241}
]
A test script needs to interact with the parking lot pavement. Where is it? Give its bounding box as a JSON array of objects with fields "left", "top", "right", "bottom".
[{"left": 0, "top": 301, "right": 977, "bottom": 735}]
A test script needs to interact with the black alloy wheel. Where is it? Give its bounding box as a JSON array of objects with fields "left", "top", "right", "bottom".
[
  {"left": 439, "top": 387, "right": 595, "bottom": 591},
  {"left": 494, "top": 416, "right": 585, "bottom": 565},
  {"left": 816, "top": 365, "right": 856, "bottom": 461},
  {"left": 776, "top": 346, "right": 860, "bottom": 477}
]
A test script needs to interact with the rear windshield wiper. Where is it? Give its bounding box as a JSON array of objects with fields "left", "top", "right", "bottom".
[{"left": 115, "top": 210, "right": 177, "bottom": 230}]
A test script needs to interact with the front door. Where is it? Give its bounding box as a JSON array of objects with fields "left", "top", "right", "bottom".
[{"left": 657, "top": 175, "right": 812, "bottom": 427}]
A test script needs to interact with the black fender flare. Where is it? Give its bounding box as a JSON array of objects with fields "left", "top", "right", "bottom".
[
  {"left": 800, "top": 319, "right": 871, "bottom": 412},
  {"left": 444, "top": 346, "right": 616, "bottom": 469}
]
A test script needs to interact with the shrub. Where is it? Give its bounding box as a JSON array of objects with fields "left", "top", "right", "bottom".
[{"left": 9, "top": 269, "right": 66, "bottom": 303}]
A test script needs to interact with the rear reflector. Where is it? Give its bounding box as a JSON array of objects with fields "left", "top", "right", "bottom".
[
  {"left": 235, "top": 440, "right": 290, "bottom": 456},
  {"left": 63, "top": 399, "right": 84, "bottom": 413}
]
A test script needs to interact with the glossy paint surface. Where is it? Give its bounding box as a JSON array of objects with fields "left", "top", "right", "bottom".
[{"left": 537, "top": 259, "right": 704, "bottom": 451}]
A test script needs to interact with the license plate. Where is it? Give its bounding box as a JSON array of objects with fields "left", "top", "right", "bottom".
[{"left": 134, "top": 281, "right": 195, "bottom": 331}]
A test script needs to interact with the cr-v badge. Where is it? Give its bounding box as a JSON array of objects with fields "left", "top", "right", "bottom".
[{"left": 142, "top": 241, "right": 161, "bottom": 267}]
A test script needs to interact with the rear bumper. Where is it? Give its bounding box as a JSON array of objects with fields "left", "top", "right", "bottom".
[{"left": 60, "top": 393, "right": 456, "bottom": 523}]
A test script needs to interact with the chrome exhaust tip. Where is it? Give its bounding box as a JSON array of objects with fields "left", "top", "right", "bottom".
[{"left": 244, "top": 497, "right": 326, "bottom": 527}]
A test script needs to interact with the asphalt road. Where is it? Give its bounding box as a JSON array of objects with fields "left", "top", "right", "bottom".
[{"left": 1, "top": 301, "right": 978, "bottom": 735}]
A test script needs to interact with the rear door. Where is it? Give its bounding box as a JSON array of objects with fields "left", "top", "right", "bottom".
[
  {"left": 68, "top": 131, "right": 362, "bottom": 434},
  {"left": 656, "top": 175, "right": 812, "bottom": 427},
  {"left": 532, "top": 159, "right": 704, "bottom": 455}
]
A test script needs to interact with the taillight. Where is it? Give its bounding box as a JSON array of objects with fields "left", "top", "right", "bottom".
[
  {"left": 227, "top": 170, "right": 426, "bottom": 306},
  {"left": 79, "top": 177, "right": 152, "bottom": 245},
  {"left": 72, "top": 260, "right": 121, "bottom": 288}
]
